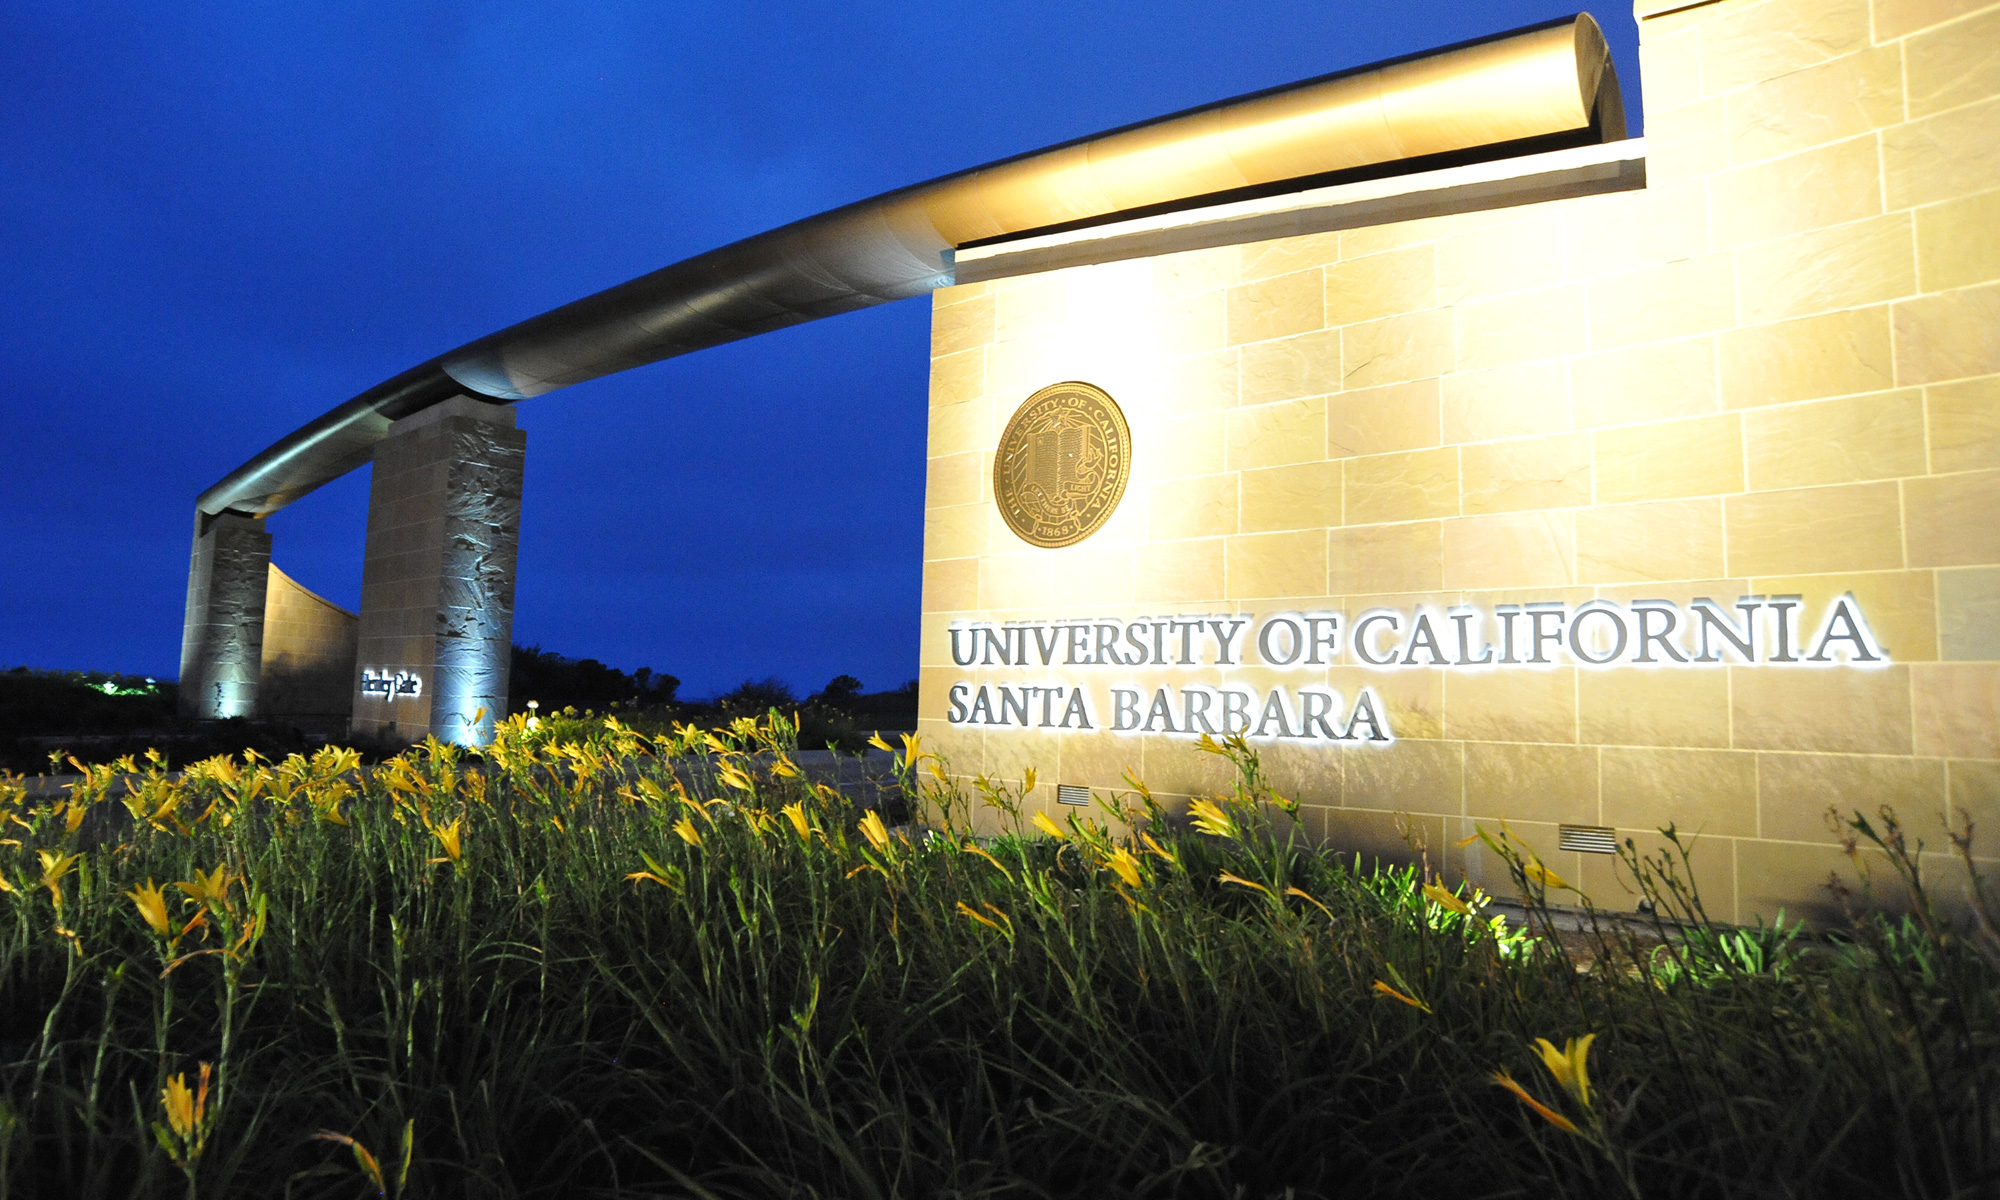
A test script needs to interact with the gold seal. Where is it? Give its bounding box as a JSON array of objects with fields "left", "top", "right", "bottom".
[{"left": 993, "top": 381, "right": 1131, "bottom": 549}]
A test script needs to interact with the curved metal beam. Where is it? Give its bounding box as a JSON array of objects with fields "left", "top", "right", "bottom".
[{"left": 198, "top": 13, "right": 1623, "bottom": 518}]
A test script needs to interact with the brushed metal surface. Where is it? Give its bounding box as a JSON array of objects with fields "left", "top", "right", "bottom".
[{"left": 197, "top": 14, "right": 1623, "bottom": 519}]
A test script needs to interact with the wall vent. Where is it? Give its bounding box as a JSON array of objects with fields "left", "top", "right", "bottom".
[
  {"left": 1057, "top": 783, "right": 1092, "bottom": 807},
  {"left": 1559, "top": 824, "right": 1619, "bottom": 855}
]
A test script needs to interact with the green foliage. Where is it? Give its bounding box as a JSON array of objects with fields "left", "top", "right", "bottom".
[{"left": 0, "top": 719, "right": 1992, "bottom": 1197}]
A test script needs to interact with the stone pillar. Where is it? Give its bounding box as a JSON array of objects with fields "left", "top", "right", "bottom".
[
  {"left": 178, "top": 512, "right": 273, "bottom": 719},
  {"left": 351, "top": 396, "right": 525, "bottom": 747}
]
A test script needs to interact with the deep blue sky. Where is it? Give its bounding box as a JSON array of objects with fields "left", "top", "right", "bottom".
[{"left": 0, "top": 2, "right": 1640, "bottom": 699}]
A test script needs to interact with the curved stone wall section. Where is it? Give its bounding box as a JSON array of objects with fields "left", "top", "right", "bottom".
[{"left": 258, "top": 565, "right": 359, "bottom": 736}]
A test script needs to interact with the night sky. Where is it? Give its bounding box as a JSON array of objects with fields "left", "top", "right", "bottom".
[{"left": 0, "top": 2, "right": 1641, "bottom": 700}]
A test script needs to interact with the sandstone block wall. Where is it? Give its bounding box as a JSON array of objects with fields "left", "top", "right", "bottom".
[{"left": 919, "top": 0, "right": 2000, "bottom": 921}]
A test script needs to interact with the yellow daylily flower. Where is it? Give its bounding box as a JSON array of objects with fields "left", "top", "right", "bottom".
[
  {"left": 127, "top": 879, "right": 172, "bottom": 938},
  {"left": 433, "top": 818, "right": 463, "bottom": 864},
  {"left": 1218, "top": 870, "right": 1273, "bottom": 897},
  {"left": 1104, "top": 847, "right": 1143, "bottom": 889},
  {"left": 781, "top": 802, "right": 812, "bottom": 838},
  {"left": 174, "top": 864, "right": 231, "bottom": 909},
  {"left": 1186, "top": 798, "right": 1235, "bottom": 839},
  {"left": 1031, "top": 810, "right": 1067, "bottom": 841},
  {"left": 1422, "top": 882, "right": 1473, "bottom": 915},
  {"left": 673, "top": 816, "right": 703, "bottom": 847},
  {"left": 867, "top": 733, "right": 894, "bottom": 754},
  {"left": 858, "top": 810, "right": 891, "bottom": 852},
  {"left": 1523, "top": 860, "right": 1572, "bottom": 892},
  {"left": 1533, "top": 1033, "right": 1595, "bottom": 1109}
]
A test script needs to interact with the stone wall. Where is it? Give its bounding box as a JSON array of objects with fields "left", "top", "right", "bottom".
[
  {"left": 258, "top": 565, "right": 359, "bottom": 735},
  {"left": 918, "top": 0, "right": 2000, "bottom": 921}
]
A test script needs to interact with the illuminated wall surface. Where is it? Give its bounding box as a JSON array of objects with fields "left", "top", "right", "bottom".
[{"left": 919, "top": 0, "right": 2000, "bottom": 920}]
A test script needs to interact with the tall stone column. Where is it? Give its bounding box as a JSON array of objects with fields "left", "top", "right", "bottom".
[
  {"left": 351, "top": 396, "right": 525, "bottom": 747},
  {"left": 178, "top": 512, "right": 273, "bottom": 720}
]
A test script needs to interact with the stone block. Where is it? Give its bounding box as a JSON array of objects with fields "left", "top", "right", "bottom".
[
  {"left": 1342, "top": 308, "right": 1454, "bottom": 388},
  {"left": 1053, "top": 544, "right": 1135, "bottom": 608},
  {"left": 1637, "top": 23, "right": 1702, "bottom": 111},
  {"left": 1147, "top": 474, "right": 1237, "bottom": 541},
  {"left": 1928, "top": 376, "right": 2000, "bottom": 472},
  {"left": 1597, "top": 259, "right": 1740, "bottom": 359},
  {"left": 1227, "top": 268, "right": 1323, "bottom": 346},
  {"left": 978, "top": 552, "right": 1053, "bottom": 611},
  {"left": 1436, "top": 213, "right": 1565, "bottom": 304},
  {"left": 1594, "top": 413, "right": 1745, "bottom": 502},
  {"left": 1731, "top": 664, "right": 1914, "bottom": 754},
  {"left": 1735, "top": 838, "right": 1868, "bottom": 926},
  {"left": 1576, "top": 498, "right": 1728, "bottom": 582},
  {"left": 1916, "top": 188, "right": 2000, "bottom": 294},
  {"left": 1940, "top": 567, "right": 2000, "bottom": 660},
  {"left": 1441, "top": 512, "right": 1577, "bottom": 590},
  {"left": 1710, "top": 136, "right": 1882, "bottom": 247},
  {"left": 928, "top": 348, "right": 987, "bottom": 408},
  {"left": 1442, "top": 361, "right": 1571, "bottom": 443},
  {"left": 1907, "top": 469, "right": 2000, "bottom": 566},
  {"left": 1602, "top": 747, "right": 1758, "bottom": 838},
  {"left": 1328, "top": 521, "right": 1443, "bottom": 596},
  {"left": 927, "top": 397, "right": 993, "bottom": 459},
  {"left": 1913, "top": 663, "right": 2000, "bottom": 758},
  {"left": 931, "top": 292, "right": 996, "bottom": 357},
  {"left": 1328, "top": 379, "right": 1441, "bottom": 458},
  {"left": 1698, "top": 0, "right": 1872, "bottom": 96},
  {"left": 1239, "top": 330, "right": 1340, "bottom": 407},
  {"left": 1135, "top": 537, "right": 1225, "bottom": 603},
  {"left": 925, "top": 450, "right": 982, "bottom": 509},
  {"left": 1237, "top": 231, "right": 1337, "bottom": 286},
  {"left": 1456, "top": 284, "right": 1588, "bottom": 370},
  {"left": 1578, "top": 666, "right": 1732, "bottom": 748},
  {"left": 1226, "top": 396, "right": 1327, "bottom": 471},
  {"left": 1725, "top": 44, "right": 1902, "bottom": 163},
  {"left": 1905, "top": 7, "right": 2000, "bottom": 118},
  {"left": 995, "top": 274, "right": 1069, "bottom": 343},
  {"left": 1724, "top": 481, "right": 1904, "bottom": 574},
  {"left": 1226, "top": 530, "right": 1327, "bottom": 599},
  {"left": 1152, "top": 244, "right": 1242, "bottom": 296},
  {"left": 1330, "top": 663, "right": 1443, "bottom": 739},
  {"left": 1155, "top": 348, "right": 1240, "bottom": 414},
  {"left": 922, "top": 503, "right": 989, "bottom": 561},
  {"left": 1464, "top": 742, "right": 1599, "bottom": 825},
  {"left": 1759, "top": 752, "right": 1948, "bottom": 843},
  {"left": 1883, "top": 96, "right": 2000, "bottom": 208},
  {"left": 1342, "top": 739, "right": 1462, "bottom": 815},
  {"left": 1324, "top": 245, "right": 1436, "bottom": 326},
  {"left": 1572, "top": 337, "right": 1720, "bottom": 429},
  {"left": 1443, "top": 667, "right": 1577, "bottom": 744},
  {"left": 1645, "top": 95, "right": 1731, "bottom": 182},
  {"left": 1873, "top": 0, "right": 1997, "bottom": 40},
  {"left": 1239, "top": 462, "right": 1341, "bottom": 534},
  {"left": 1150, "top": 413, "right": 1227, "bottom": 480},
  {"left": 1460, "top": 433, "right": 1592, "bottom": 514},
  {"left": 1893, "top": 283, "right": 2000, "bottom": 385},
  {"left": 1344, "top": 447, "right": 1460, "bottom": 523},
  {"left": 1742, "top": 390, "right": 1926, "bottom": 488},
  {"left": 1719, "top": 307, "right": 1895, "bottom": 408},
  {"left": 1737, "top": 215, "right": 1917, "bottom": 327}
]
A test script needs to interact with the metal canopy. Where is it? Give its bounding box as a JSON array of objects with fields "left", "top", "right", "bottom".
[{"left": 197, "top": 13, "right": 1624, "bottom": 519}]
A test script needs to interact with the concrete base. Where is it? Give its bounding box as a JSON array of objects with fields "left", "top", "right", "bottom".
[
  {"left": 351, "top": 395, "right": 525, "bottom": 747},
  {"left": 177, "top": 512, "right": 272, "bottom": 719}
]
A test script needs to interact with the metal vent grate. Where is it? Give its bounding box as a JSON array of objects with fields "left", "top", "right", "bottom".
[
  {"left": 1559, "top": 824, "right": 1619, "bottom": 855},
  {"left": 1057, "top": 784, "right": 1092, "bottom": 807}
]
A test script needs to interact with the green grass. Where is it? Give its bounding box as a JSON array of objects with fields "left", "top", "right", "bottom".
[{"left": 0, "top": 714, "right": 1994, "bottom": 1198}]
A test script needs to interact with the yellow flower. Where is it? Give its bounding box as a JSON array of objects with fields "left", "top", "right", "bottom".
[
  {"left": 717, "top": 764, "right": 754, "bottom": 792},
  {"left": 673, "top": 816, "right": 703, "bottom": 847},
  {"left": 867, "top": 733, "right": 894, "bottom": 754},
  {"left": 770, "top": 756, "right": 800, "bottom": 779},
  {"left": 1020, "top": 767, "right": 1036, "bottom": 794},
  {"left": 781, "top": 802, "right": 812, "bottom": 838},
  {"left": 433, "top": 818, "right": 463, "bottom": 863},
  {"left": 127, "top": 879, "right": 172, "bottom": 938},
  {"left": 1371, "top": 980, "right": 1432, "bottom": 1013},
  {"left": 1186, "top": 798, "right": 1235, "bottom": 839},
  {"left": 1104, "top": 847, "right": 1143, "bottom": 889},
  {"left": 1491, "top": 1071, "right": 1579, "bottom": 1134},
  {"left": 898, "top": 731, "right": 924, "bottom": 772},
  {"left": 1422, "top": 882, "right": 1473, "bottom": 915},
  {"left": 161, "top": 1061, "right": 212, "bottom": 1150},
  {"left": 957, "top": 900, "right": 1002, "bottom": 931},
  {"left": 1523, "top": 860, "right": 1572, "bottom": 892},
  {"left": 1218, "top": 870, "right": 1273, "bottom": 897},
  {"left": 858, "top": 810, "right": 891, "bottom": 852},
  {"left": 64, "top": 801, "right": 87, "bottom": 834},
  {"left": 1031, "top": 810, "right": 1067, "bottom": 841},
  {"left": 174, "top": 864, "right": 231, "bottom": 909},
  {"left": 1533, "top": 1033, "right": 1595, "bottom": 1109},
  {"left": 37, "top": 849, "right": 81, "bottom": 893}
]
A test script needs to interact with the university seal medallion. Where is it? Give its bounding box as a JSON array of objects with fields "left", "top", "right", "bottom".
[{"left": 993, "top": 381, "right": 1131, "bottom": 549}]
